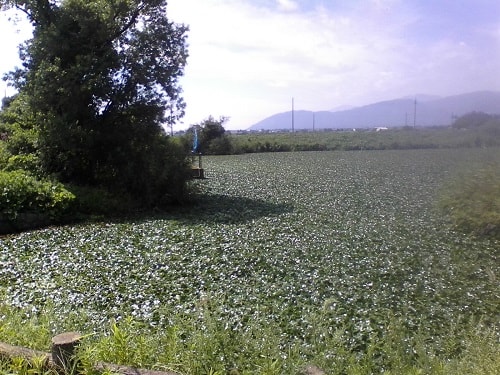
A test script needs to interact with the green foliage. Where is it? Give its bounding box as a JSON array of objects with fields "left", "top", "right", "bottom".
[
  {"left": 86, "top": 317, "right": 155, "bottom": 367},
  {"left": 0, "top": 94, "right": 40, "bottom": 173},
  {"left": 0, "top": 303, "right": 498, "bottom": 375},
  {"left": 0, "top": 356, "right": 57, "bottom": 375},
  {"left": 0, "top": 148, "right": 498, "bottom": 374},
  {"left": 0, "top": 95, "right": 38, "bottom": 149},
  {"left": 58, "top": 139, "right": 192, "bottom": 216},
  {"left": 451, "top": 111, "right": 499, "bottom": 129},
  {"left": 1, "top": 0, "right": 190, "bottom": 207},
  {"left": 0, "top": 170, "right": 75, "bottom": 220},
  {"left": 439, "top": 158, "right": 500, "bottom": 238},
  {"left": 229, "top": 126, "right": 500, "bottom": 154},
  {"left": 443, "top": 323, "right": 500, "bottom": 375},
  {"left": 0, "top": 143, "right": 10, "bottom": 168},
  {"left": 0, "top": 302, "right": 53, "bottom": 350},
  {"left": 187, "top": 116, "right": 231, "bottom": 155},
  {"left": 207, "top": 134, "right": 236, "bottom": 155},
  {"left": 4, "top": 154, "right": 41, "bottom": 176},
  {"left": 65, "top": 185, "right": 136, "bottom": 216}
]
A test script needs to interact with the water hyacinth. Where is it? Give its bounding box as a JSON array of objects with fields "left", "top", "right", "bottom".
[{"left": 0, "top": 148, "right": 498, "bottom": 350}]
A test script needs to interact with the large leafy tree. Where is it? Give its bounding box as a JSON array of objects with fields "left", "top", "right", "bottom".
[{"left": 1, "top": 0, "right": 189, "bottom": 204}]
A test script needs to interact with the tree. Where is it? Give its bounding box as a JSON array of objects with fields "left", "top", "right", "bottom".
[
  {"left": 187, "top": 116, "right": 231, "bottom": 155},
  {"left": 452, "top": 112, "right": 493, "bottom": 129},
  {"left": 0, "top": 93, "right": 41, "bottom": 176},
  {"left": 1, "top": 0, "right": 190, "bottom": 205}
]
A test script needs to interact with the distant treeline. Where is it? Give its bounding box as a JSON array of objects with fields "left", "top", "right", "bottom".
[
  {"left": 231, "top": 126, "right": 499, "bottom": 154},
  {"left": 186, "top": 112, "right": 500, "bottom": 155}
]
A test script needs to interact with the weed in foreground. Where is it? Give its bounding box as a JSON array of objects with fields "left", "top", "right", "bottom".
[{"left": 1, "top": 303, "right": 498, "bottom": 375}]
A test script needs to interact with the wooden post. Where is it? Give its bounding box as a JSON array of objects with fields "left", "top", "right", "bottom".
[{"left": 51, "top": 332, "right": 82, "bottom": 371}]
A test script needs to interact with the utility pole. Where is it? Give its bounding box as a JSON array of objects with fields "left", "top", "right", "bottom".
[
  {"left": 312, "top": 112, "right": 315, "bottom": 131},
  {"left": 292, "top": 97, "right": 295, "bottom": 133},
  {"left": 413, "top": 97, "right": 417, "bottom": 128}
]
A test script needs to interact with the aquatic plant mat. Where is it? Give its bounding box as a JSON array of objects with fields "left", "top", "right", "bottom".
[{"left": 1, "top": 149, "right": 498, "bottom": 374}]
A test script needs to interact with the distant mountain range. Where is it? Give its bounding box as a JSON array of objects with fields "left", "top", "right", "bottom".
[{"left": 248, "top": 91, "right": 500, "bottom": 131}]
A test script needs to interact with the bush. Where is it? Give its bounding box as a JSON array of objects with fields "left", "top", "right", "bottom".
[
  {"left": 452, "top": 112, "right": 497, "bottom": 129},
  {"left": 207, "top": 135, "right": 234, "bottom": 155},
  {"left": 439, "top": 162, "right": 500, "bottom": 238},
  {"left": 0, "top": 170, "right": 75, "bottom": 220},
  {"left": 0, "top": 142, "right": 10, "bottom": 168},
  {"left": 67, "top": 185, "right": 137, "bottom": 216},
  {"left": 137, "top": 135, "right": 193, "bottom": 207},
  {"left": 0, "top": 94, "right": 39, "bottom": 156},
  {"left": 4, "top": 154, "right": 42, "bottom": 177}
]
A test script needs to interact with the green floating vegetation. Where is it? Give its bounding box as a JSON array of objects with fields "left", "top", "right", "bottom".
[{"left": 0, "top": 148, "right": 498, "bottom": 374}]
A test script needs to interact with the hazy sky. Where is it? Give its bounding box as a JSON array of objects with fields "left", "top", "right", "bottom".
[{"left": 1, "top": 0, "right": 500, "bottom": 130}]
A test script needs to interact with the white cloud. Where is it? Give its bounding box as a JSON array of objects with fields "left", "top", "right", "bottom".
[
  {"left": 276, "top": 0, "right": 299, "bottom": 12},
  {"left": 2, "top": 1, "right": 498, "bottom": 129},
  {"left": 0, "top": 9, "right": 32, "bottom": 98},
  {"left": 168, "top": 0, "right": 423, "bottom": 128}
]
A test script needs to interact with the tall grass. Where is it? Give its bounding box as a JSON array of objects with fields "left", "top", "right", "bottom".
[
  {"left": 0, "top": 303, "right": 498, "bottom": 375},
  {"left": 439, "top": 161, "right": 500, "bottom": 239}
]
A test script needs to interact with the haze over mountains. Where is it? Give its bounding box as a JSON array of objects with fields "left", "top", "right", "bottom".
[{"left": 248, "top": 91, "right": 500, "bottom": 131}]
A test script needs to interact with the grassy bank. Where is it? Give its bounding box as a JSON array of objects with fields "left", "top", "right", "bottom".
[{"left": 0, "top": 303, "right": 498, "bottom": 375}]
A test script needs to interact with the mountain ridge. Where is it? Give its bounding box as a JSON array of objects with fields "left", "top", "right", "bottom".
[{"left": 248, "top": 91, "right": 500, "bottom": 131}]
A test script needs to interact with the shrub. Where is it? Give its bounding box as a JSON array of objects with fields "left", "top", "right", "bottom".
[
  {"left": 207, "top": 135, "right": 234, "bottom": 155},
  {"left": 0, "top": 170, "right": 75, "bottom": 220},
  {"left": 0, "top": 142, "right": 10, "bottom": 168},
  {"left": 68, "top": 185, "right": 138, "bottom": 216},
  {"left": 452, "top": 112, "right": 497, "bottom": 129},
  {"left": 439, "top": 162, "right": 500, "bottom": 238},
  {"left": 4, "top": 154, "right": 42, "bottom": 177}
]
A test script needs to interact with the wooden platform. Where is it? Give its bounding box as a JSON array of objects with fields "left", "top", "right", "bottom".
[
  {"left": 190, "top": 153, "right": 205, "bottom": 179},
  {"left": 191, "top": 167, "right": 205, "bottom": 179}
]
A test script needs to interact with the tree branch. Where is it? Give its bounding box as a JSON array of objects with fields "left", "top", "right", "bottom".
[
  {"left": 106, "top": 2, "right": 147, "bottom": 45},
  {"left": 9, "top": 0, "right": 54, "bottom": 26}
]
